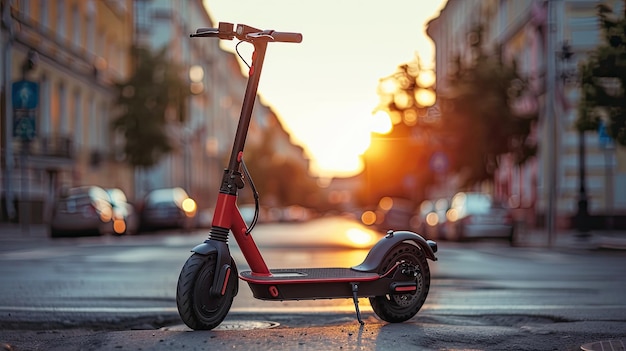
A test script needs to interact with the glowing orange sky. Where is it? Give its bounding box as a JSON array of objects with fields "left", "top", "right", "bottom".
[{"left": 203, "top": 0, "right": 447, "bottom": 179}]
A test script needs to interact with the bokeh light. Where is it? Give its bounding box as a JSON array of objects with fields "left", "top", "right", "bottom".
[{"left": 372, "top": 111, "right": 392, "bottom": 134}]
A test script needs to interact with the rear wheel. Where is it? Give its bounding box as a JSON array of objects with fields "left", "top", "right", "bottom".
[
  {"left": 369, "top": 243, "right": 430, "bottom": 323},
  {"left": 176, "top": 253, "right": 238, "bottom": 330}
]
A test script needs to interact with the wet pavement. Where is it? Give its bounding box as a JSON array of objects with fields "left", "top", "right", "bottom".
[{"left": 1, "top": 220, "right": 626, "bottom": 350}]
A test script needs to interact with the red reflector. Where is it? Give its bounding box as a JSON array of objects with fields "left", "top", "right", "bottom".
[
  {"left": 220, "top": 267, "right": 232, "bottom": 296},
  {"left": 395, "top": 286, "right": 417, "bottom": 292}
]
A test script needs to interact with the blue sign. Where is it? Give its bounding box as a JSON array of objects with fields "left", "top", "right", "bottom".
[
  {"left": 598, "top": 120, "right": 614, "bottom": 149},
  {"left": 12, "top": 80, "right": 38, "bottom": 141},
  {"left": 12, "top": 80, "right": 39, "bottom": 109}
]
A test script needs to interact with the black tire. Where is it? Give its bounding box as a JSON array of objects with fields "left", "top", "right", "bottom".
[
  {"left": 176, "top": 253, "right": 238, "bottom": 330},
  {"left": 369, "top": 243, "right": 430, "bottom": 323}
]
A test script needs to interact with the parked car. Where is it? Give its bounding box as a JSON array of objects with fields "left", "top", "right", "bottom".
[
  {"left": 445, "top": 192, "right": 514, "bottom": 242},
  {"left": 106, "top": 188, "right": 140, "bottom": 235},
  {"left": 49, "top": 186, "right": 114, "bottom": 238},
  {"left": 361, "top": 197, "right": 415, "bottom": 232},
  {"left": 412, "top": 198, "right": 450, "bottom": 240},
  {"left": 140, "top": 187, "right": 197, "bottom": 231}
]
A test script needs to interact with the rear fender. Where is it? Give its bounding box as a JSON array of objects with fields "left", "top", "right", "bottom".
[{"left": 352, "top": 230, "right": 437, "bottom": 273}]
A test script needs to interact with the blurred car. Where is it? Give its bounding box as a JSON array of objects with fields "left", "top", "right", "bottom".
[
  {"left": 445, "top": 192, "right": 514, "bottom": 242},
  {"left": 106, "top": 188, "right": 140, "bottom": 235},
  {"left": 49, "top": 186, "right": 114, "bottom": 238},
  {"left": 361, "top": 197, "right": 415, "bottom": 232},
  {"left": 411, "top": 198, "right": 450, "bottom": 240},
  {"left": 140, "top": 187, "right": 197, "bottom": 231}
]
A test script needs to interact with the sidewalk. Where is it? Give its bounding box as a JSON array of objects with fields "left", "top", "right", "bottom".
[{"left": 513, "top": 226, "right": 626, "bottom": 251}]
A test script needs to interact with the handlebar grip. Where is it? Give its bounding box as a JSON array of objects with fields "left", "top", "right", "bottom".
[
  {"left": 190, "top": 27, "right": 219, "bottom": 38},
  {"left": 271, "top": 31, "right": 303, "bottom": 43}
]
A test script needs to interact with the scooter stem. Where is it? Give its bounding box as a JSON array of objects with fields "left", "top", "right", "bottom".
[{"left": 224, "top": 41, "right": 268, "bottom": 179}]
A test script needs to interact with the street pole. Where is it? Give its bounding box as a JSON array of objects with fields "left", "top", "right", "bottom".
[
  {"left": 2, "top": 0, "right": 16, "bottom": 221},
  {"left": 576, "top": 128, "right": 590, "bottom": 234},
  {"left": 545, "top": 0, "right": 557, "bottom": 247}
]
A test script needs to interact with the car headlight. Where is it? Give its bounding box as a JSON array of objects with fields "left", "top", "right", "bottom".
[{"left": 181, "top": 198, "right": 197, "bottom": 217}]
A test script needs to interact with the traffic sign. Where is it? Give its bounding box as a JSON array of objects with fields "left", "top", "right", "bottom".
[
  {"left": 12, "top": 80, "right": 38, "bottom": 109},
  {"left": 598, "top": 120, "right": 614, "bottom": 149},
  {"left": 12, "top": 80, "right": 38, "bottom": 141}
]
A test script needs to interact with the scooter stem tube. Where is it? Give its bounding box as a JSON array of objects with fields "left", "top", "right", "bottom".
[
  {"left": 211, "top": 40, "right": 271, "bottom": 275},
  {"left": 226, "top": 41, "right": 268, "bottom": 174}
]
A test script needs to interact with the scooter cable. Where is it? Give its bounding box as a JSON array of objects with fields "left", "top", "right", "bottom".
[{"left": 240, "top": 158, "right": 260, "bottom": 234}]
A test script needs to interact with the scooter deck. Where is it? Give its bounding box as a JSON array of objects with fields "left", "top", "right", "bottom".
[
  {"left": 239, "top": 268, "right": 399, "bottom": 300},
  {"left": 240, "top": 268, "right": 378, "bottom": 283}
]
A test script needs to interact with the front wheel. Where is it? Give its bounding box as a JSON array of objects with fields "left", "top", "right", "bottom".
[
  {"left": 176, "top": 253, "right": 238, "bottom": 330},
  {"left": 369, "top": 243, "right": 430, "bottom": 323}
]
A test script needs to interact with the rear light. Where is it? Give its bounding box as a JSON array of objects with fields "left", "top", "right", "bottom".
[
  {"left": 425, "top": 212, "right": 439, "bottom": 227},
  {"left": 97, "top": 203, "right": 113, "bottom": 222},
  {"left": 446, "top": 208, "right": 459, "bottom": 222},
  {"left": 113, "top": 219, "right": 126, "bottom": 234}
]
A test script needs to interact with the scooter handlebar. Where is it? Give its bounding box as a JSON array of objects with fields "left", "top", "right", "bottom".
[
  {"left": 267, "top": 31, "right": 302, "bottom": 43},
  {"left": 191, "top": 22, "right": 302, "bottom": 43}
]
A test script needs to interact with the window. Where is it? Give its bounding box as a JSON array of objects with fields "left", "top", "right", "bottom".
[
  {"left": 72, "top": 4, "right": 80, "bottom": 46},
  {"left": 134, "top": 0, "right": 151, "bottom": 33},
  {"left": 86, "top": 0, "right": 95, "bottom": 53},
  {"left": 57, "top": 0, "right": 66, "bottom": 41},
  {"left": 73, "top": 89, "right": 82, "bottom": 148},
  {"left": 40, "top": 0, "right": 48, "bottom": 28}
]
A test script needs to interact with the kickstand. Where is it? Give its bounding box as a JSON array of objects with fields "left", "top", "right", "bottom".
[{"left": 351, "top": 282, "right": 365, "bottom": 325}]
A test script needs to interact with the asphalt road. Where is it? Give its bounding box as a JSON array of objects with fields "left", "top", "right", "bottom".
[{"left": 1, "top": 217, "right": 625, "bottom": 350}]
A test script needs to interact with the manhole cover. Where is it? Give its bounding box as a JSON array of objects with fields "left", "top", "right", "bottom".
[
  {"left": 215, "top": 320, "right": 280, "bottom": 330},
  {"left": 162, "top": 320, "right": 280, "bottom": 331},
  {"left": 581, "top": 339, "right": 625, "bottom": 351}
]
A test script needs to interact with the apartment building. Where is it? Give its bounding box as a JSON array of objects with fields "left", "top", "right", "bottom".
[
  {"left": 132, "top": 0, "right": 311, "bottom": 210},
  {"left": 427, "top": 0, "right": 626, "bottom": 228},
  {"left": 1, "top": 0, "right": 134, "bottom": 222},
  {"left": 1, "top": 0, "right": 313, "bottom": 225}
]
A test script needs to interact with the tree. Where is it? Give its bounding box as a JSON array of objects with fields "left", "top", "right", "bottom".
[
  {"left": 578, "top": 2, "right": 626, "bottom": 143},
  {"left": 362, "top": 57, "right": 438, "bottom": 206},
  {"left": 440, "top": 25, "right": 537, "bottom": 187},
  {"left": 112, "top": 46, "right": 190, "bottom": 168}
]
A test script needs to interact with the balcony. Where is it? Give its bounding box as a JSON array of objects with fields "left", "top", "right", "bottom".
[{"left": 21, "top": 135, "right": 75, "bottom": 169}]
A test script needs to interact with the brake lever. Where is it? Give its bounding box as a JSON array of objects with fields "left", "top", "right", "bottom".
[
  {"left": 190, "top": 27, "right": 217, "bottom": 37},
  {"left": 246, "top": 31, "right": 275, "bottom": 40}
]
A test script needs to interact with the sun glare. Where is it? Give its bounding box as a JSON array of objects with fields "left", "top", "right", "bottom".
[
  {"left": 372, "top": 111, "right": 392, "bottom": 134},
  {"left": 204, "top": 0, "right": 447, "bottom": 179}
]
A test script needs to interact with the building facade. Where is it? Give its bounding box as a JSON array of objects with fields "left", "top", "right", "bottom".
[
  {"left": 1, "top": 0, "right": 311, "bottom": 225},
  {"left": 131, "top": 0, "right": 310, "bottom": 210},
  {"left": 427, "top": 0, "right": 626, "bottom": 229},
  {"left": 1, "top": 0, "right": 134, "bottom": 223}
]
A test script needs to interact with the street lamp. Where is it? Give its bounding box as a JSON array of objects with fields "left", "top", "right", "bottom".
[{"left": 559, "top": 41, "right": 589, "bottom": 235}]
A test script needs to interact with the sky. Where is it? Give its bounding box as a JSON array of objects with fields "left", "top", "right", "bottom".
[{"left": 203, "top": 0, "right": 447, "bottom": 179}]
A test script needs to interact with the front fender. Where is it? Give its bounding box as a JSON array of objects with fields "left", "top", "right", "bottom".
[
  {"left": 191, "top": 241, "right": 219, "bottom": 255},
  {"left": 352, "top": 230, "right": 437, "bottom": 273}
]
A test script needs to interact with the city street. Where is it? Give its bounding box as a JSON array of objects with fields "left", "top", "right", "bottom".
[{"left": 1, "top": 217, "right": 625, "bottom": 350}]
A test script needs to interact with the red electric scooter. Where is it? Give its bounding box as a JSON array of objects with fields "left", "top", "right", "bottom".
[{"left": 176, "top": 22, "right": 438, "bottom": 330}]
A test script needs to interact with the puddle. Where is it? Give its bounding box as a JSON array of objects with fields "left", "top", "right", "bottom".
[{"left": 162, "top": 320, "right": 280, "bottom": 331}]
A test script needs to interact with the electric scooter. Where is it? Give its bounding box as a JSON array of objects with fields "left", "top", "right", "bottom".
[{"left": 176, "top": 22, "right": 438, "bottom": 330}]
